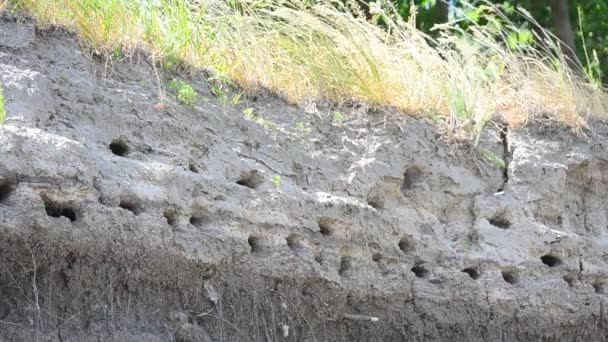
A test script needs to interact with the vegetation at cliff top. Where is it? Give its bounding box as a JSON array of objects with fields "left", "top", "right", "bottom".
[{"left": 6, "top": 0, "right": 608, "bottom": 141}]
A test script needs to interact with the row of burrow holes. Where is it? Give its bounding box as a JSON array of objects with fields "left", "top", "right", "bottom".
[
  {"left": 0, "top": 141, "right": 591, "bottom": 290},
  {"left": 110, "top": 139, "right": 515, "bottom": 230},
  {"left": 0, "top": 178, "right": 572, "bottom": 288},
  {"left": 0, "top": 175, "right": 206, "bottom": 228},
  {"left": 251, "top": 232, "right": 574, "bottom": 288}
]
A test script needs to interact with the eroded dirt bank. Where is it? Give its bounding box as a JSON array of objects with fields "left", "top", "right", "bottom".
[{"left": 1, "top": 18, "right": 608, "bottom": 341}]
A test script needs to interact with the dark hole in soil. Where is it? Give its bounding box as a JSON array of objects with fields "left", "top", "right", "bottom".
[
  {"left": 398, "top": 236, "right": 414, "bottom": 253},
  {"left": 540, "top": 255, "right": 562, "bottom": 267},
  {"left": 489, "top": 213, "right": 511, "bottom": 229},
  {"left": 339, "top": 256, "right": 352, "bottom": 276},
  {"left": 109, "top": 140, "right": 130, "bottom": 157},
  {"left": 44, "top": 200, "right": 76, "bottom": 222},
  {"left": 119, "top": 200, "right": 142, "bottom": 215},
  {"left": 248, "top": 235, "right": 261, "bottom": 253},
  {"left": 0, "top": 180, "right": 15, "bottom": 203},
  {"left": 502, "top": 270, "right": 519, "bottom": 284},
  {"left": 188, "top": 164, "right": 199, "bottom": 173},
  {"left": 163, "top": 210, "right": 178, "bottom": 227},
  {"left": 372, "top": 253, "right": 383, "bottom": 262},
  {"left": 411, "top": 265, "right": 429, "bottom": 278},
  {"left": 594, "top": 283, "right": 605, "bottom": 294},
  {"left": 367, "top": 196, "right": 384, "bottom": 210},
  {"left": 318, "top": 218, "right": 336, "bottom": 236},
  {"left": 286, "top": 234, "right": 303, "bottom": 251},
  {"left": 236, "top": 170, "right": 264, "bottom": 189},
  {"left": 189, "top": 215, "right": 207, "bottom": 228},
  {"left": 401, "top": 166, "right": 423, "bottom": 193},
  {"left": 462, "top": 268, "right": 480, "bottom": 280}
]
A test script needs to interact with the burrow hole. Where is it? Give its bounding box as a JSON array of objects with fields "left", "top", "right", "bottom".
[
  {"left": 248, "top": 235, "right": 262, "bottom": 253},
  {"left": 563, "top": 275, "right": 574, "bottom": 287},
  {"left": 163, "top": 210, "right": 178, "bottom": 227},
  {"left": 366, "top": 195, "right": 384, "bottom": 210},
  {"left": 540, "top": 255, "right": 562, "bottom": 267},
  {"left": 236, "top": 170, "right": 264, "bottom": 189},
  {"left": 398, "top": 236, "right": 415, "bottom": 254},
  {"left": 338, "top": 256, "right": 353, "bottom": 276},
  {"left": 43, "top": 198, "right": 76, "bottom": 222},
  {"left": 489, "top": 212, "right": 511, "bottom": 229},
  {"left": 109, "top": 139, "right": 130, "bottom": 157},
  {"left": 411, "top": 264, "right": 429, "bottom": 278},
  {"left": 318, "top": 218, "right": 336, "bottom": 236},
  {"left": 0, "top": 179, "right": 16, "bottom": 203},
  {"left": 594, "top": 283, "right": 606, "bottom": 294},
  {"left": 401, "top": 166, "right": 423, "bottom": 193},
  {"left": 462, "top": 268, "right": 480, "bottom": 280},
  {"left": 119, "top": 200, "right": 143, "bottom": 215},
  {"left": 501, "top": 270, "right": 519, "bottom": 285},
  {"left": 372, "top": 253, "right": 383, "bottom": 262},
  {"left": 189, "top": 215, "right": 208, "bottom": 228},
  {"left": 188, "top": 163, "right": 199, "bottom": 173},
  {"left": 286, "top": 234, "right": 304, "bottom": 252}
]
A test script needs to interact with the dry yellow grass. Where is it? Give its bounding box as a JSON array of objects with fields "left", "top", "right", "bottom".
[{"left": 7, "top": 0, "right": 608, "bottom": 140}]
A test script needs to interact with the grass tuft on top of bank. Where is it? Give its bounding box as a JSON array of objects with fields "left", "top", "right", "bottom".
[{"left": 8, "top": 0, "right": 608, "bottom": 140}]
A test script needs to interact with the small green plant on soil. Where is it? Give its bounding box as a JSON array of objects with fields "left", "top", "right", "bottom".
[
  {"left": 429, "top": 113, "right": 445, "bottom": 125},
  {"left": 0, "top": 86, "right": 6, "bottom": 125},
  {"left": 168, "top": 79, "right": 197, "bottom": 107},
  {"left": 271, "top": 175, "right": 281, "bottom": 189},
  {"left": 481, "top": 150, "right": 506, "bottom": 169},
  {"left": 243, "top": 107, "right": 277, "bottom": 130},
  {"left": 209, "top": 83, "right": 227, "bottom": 104},
  {"left": 230, "top": 92, "right": 242, "bottom": 106},
  {"left": 243, "top": 107, "right": 255, "bottom": 119},
  {"left": 255, "top": 116, "right": 278, "bottom": 130},
  {"left": 163, "top": 55, "right": 182, "bottom": 72},
  {"left": 333, "top": 111, "right": 344, "bottom": 123},
  {"left": 111, "top": 46, "right": 122, "bottom": 60},
  {"left": 460, "top": 238, "right": 472, "bottom": 251},
  {"left": 208, "top": 73, "right": 232, "bottom": 105},
  {"left": 295, "top": 121, "right": 311, "bottom": 134}
]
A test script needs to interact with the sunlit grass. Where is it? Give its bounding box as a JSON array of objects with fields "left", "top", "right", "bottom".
[{"left": 8, "top": 0, "right": 608, "bottom": 140}]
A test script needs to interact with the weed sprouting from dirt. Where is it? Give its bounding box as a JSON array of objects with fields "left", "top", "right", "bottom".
[
  {"left": 481, "top": 150, "right": 506, "bottom": 169},
  {"left": 168, "top": 79, "right": 197, "bottom": 107},
  {"left": 243, "top": 107, "right": 255, "bottom": 119},
  {"left": 271, "top": 175, "right": 281, "bottom": 189},
  {"left": 333, "top": 111, "right": 344, "bottom": 124}
]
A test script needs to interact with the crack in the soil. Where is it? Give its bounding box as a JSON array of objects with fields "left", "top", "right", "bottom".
[
  {"left": 499, "top": 123, "right": 510, "bottom": 192},
  {"left": 236, "top": 153, "right": 283, "bottom": 176}
]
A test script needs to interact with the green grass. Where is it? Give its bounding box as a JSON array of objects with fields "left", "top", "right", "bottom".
[
  {"left": 480, "top": 149, "right": 506, "bottom": 169},
  {"left": 168, "top": 79, "right": 197, "bottom": 107},
  {"left": 8, "top": 0, "right": 608, "bottom": 139},
  {"left": 271, "top": 175, "right": 281, "bottom": 189}
]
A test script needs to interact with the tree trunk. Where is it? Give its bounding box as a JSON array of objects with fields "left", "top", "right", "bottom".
[{"left": 550, "top": 0, "right": 577, "bottom": 66}]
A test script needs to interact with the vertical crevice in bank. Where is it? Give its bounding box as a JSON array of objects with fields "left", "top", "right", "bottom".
[{"left": 499, "top": 123, "right": 510, "bottom": 192}]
